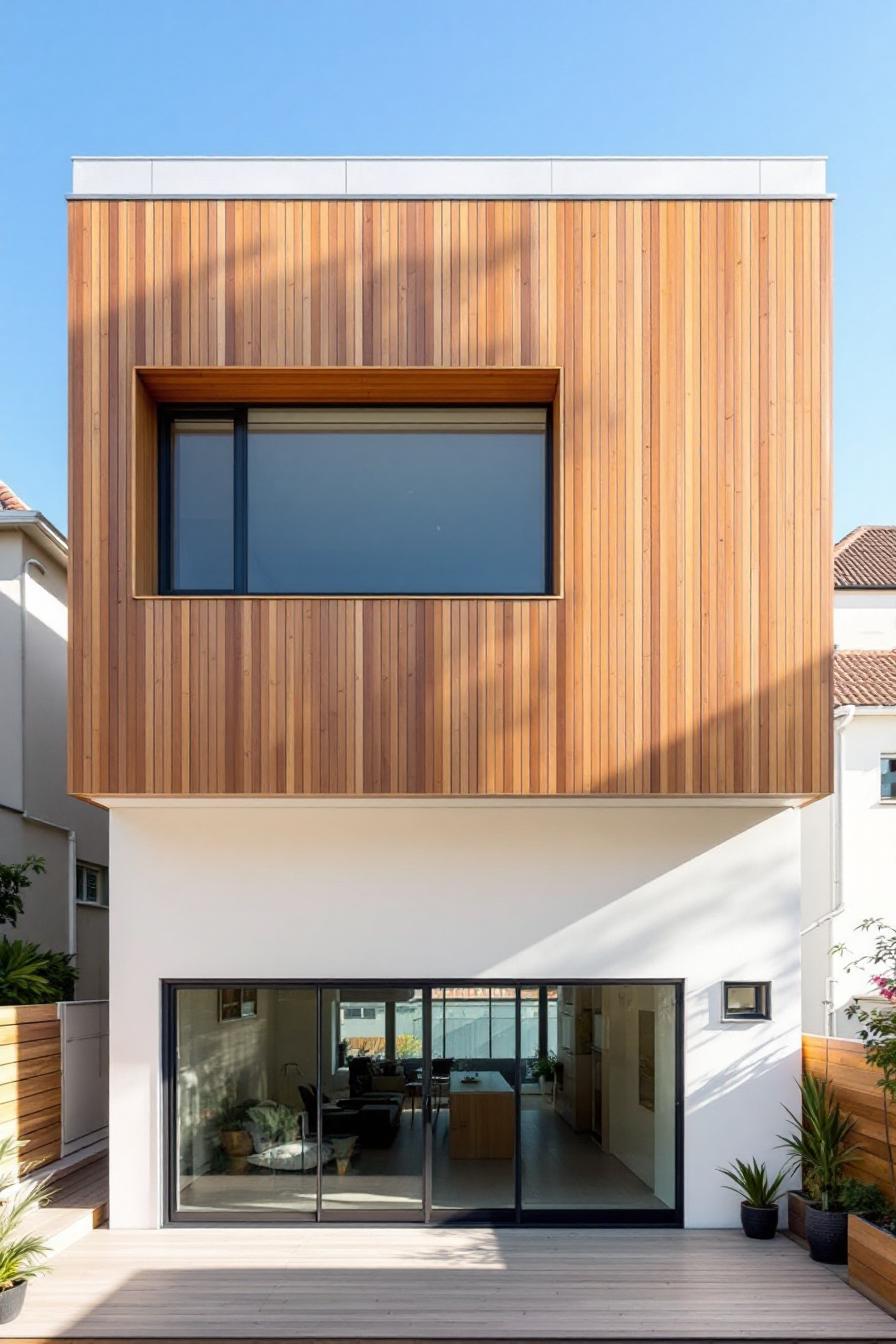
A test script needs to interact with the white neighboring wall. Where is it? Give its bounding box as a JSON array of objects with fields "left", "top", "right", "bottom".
[
  {"left": 0, "top": 523, "right": 108, "bottom": 988},
  {"left": 801, "top": 587, "right": 896, "bottom": 1036},
  {"left": 834, "top": 590, "right": 896, "bottom": 651},
  {"left": 107, "top": 800, "right": 801, "bottom": 1230}
]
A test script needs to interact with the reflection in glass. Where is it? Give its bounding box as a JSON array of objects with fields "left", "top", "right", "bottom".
[
  {"left": 520, "top": 984, "right": 677, "bottom": 1212},
  {"left": 431, "top": 987, "right": 517, "bottom": 1213},
  {"left": 320, "top": 987, "right": 424, "bottom": 1215},
  {"left": 246, "top": 408, "right": 549, "bottom": 595},
  {"left": 171, "top": 421, "right": 234, "bottom": 590},
  {"left": 174, "top": 986, "right": 318, "bottom": 1219}
]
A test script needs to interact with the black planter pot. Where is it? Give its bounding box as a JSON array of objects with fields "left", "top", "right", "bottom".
[
  {"left": 740, "top": 1202, "right": 779, "bottom": 1239},
  {"left": 805, "top": 1204, "right": 849, "bottom": 1264},
  {"left": 0, "top": 1280, "right": 27, "bottom": 1325}
]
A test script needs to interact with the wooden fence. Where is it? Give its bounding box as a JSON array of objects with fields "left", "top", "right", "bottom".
[
  {"left": 0, "top": 1003, "right": 62, "bottom": 1174},
  {"left": 803, "top": 1033, "right": 895, "bottom": 1201}
]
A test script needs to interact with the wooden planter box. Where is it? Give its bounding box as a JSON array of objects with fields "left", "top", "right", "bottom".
[
  {"left": 788, "top": 1190, "right": 811, "bottom": 1241},
  {"left": 849, "top": 1214, "right": 896, "bottom": 1316},
  {"left": 0, "top": 1004, "right": 62, "bottom": 1175}
]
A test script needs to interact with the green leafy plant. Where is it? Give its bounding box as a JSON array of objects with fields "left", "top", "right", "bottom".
[
  {"left": 0, "top": 940, "right": 77, "bottom": 1006},
  {"left": 834, "top": 918, "right": 896, "bottom": 1194},
  {"left": 395, "top": 1034, "right": 421, "bottom": 1059},
  {"left": 718, "top": 1157, "right": 789, "bottom": 1209},
  {"left": 530, "top": 1052, "right": 558, "bottom": 1082},
  {"left": 0, "top": 1135, "right": 51, "bottom": 1291},
  {"left": 246, "top": 1102, "right": 299, "bottom": 1149},
  {"left": 0, "top": 857, "right": 45, "bottom": 930},
  {"left": 779, "top": 1073, "right": 859, "bottom": 1211},
  {"left": 839, "top": 1177, "right": 893, "bottom": 1223}
]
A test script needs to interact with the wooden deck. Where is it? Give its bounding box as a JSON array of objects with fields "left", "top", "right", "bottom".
[
  {"left": 20, "top": 1153, "right": 109, "bottom": 1256},
  {"left": 2, "top": 1225, "right": 895, "bottom": 1340}
]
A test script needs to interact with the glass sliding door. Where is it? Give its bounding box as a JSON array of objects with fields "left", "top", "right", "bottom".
[
  {"left": 520, "top": 983, "right": 679, "bottom": 1216},
  {"left": 172, "top": 985, "right": 319, "bottom": 1221},
  {"left": 319, "top": 985, "right": 425, "bottom": 1219},
  {"left": 430, "top": 986, "right": 518, "bottom": 1218},
  {"left": 168, "top": 979, "right": 681, "bottom": 1225}
]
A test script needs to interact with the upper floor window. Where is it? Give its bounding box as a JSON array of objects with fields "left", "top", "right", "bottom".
[
  {"left": 882, "top": 755, "right": 896, "bottom": 801},
  {"left": 76, "top": 862, "right": 108, "bottom": 908},
  {"left": 160, "top": 406, "right": 551, "bottom": 596}
]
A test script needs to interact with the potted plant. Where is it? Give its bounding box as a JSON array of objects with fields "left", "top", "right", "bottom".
[
  {"left": 530, "top": 1052, "right": 557, "bottom": 1096},
  {"left": 779, "top": 1073, "right": 858, "bottom": 1263},
  {"left": 718, "top": 1157, "right": 788, "bottom": 1239},
  {"left": 216, "top": 1095, "right": 258, "bottom": 1169},
  {"left": 0, "top": 1136, "right": 52, "bottom": 1323}
]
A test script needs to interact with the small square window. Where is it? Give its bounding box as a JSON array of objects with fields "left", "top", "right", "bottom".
[
  {"left": 881, "top": 756, "right": 896, "bottom": 801},
  {"left": 723, "top": 981, "right": 771, "bottom": 1022}
]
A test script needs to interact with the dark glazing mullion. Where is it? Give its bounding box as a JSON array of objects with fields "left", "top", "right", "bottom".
[
  {"left": 514, "top": 988, "right": 522, "bottom": 1224},
  {"left": 233, "top": 408, "right": 248, "bottom": 594},
  {"left": 315, "top": 986, "right": 322, "bottom": 1222},
  {"left": 423, "top": 989, "right": 432, "bottom": 1223},
  {"left": 158, "top": 411, "right": 173, "bottom": 594}
]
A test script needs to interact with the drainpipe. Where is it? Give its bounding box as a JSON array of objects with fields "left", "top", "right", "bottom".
[
  {"left": 800, "top": 704, "right": 854, "bottom": 1035},
  {"left": 17, "top": 556, "right": 77, "bottom": 960}
]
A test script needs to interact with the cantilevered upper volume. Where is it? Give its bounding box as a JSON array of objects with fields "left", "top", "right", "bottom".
[{"left": 70, "top": 154, "right": 829, "bottom": 199}]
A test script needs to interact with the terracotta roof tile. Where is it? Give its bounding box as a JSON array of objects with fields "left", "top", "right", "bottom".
[
  {"left": 0, "top": 480, "right": 28, "bottom": 512},
  {"left": 834, "top": 650, "right": 896, "bottom": 707},
  {"left": 834, "top": 526, "right": 896, "bottom": 589}
]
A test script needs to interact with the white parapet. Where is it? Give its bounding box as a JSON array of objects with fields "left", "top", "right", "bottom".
[{"left": 71, "top": 155, "right": 828, "bottom": 200}]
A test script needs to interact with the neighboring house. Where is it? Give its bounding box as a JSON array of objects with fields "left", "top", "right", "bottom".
[
  {"left": 802, "top": 526, "right": 896, "bottom": 1036},
  {"left": 68, "top": 155, "right": 832, "bottom": 1231},
  {"left": 0, "top": 481, "right": 108, "bottom": 998}
]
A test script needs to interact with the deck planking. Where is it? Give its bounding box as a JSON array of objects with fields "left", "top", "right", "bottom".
[{"left": 1, "top": 1225, "right": 894, "bottom": 1340}]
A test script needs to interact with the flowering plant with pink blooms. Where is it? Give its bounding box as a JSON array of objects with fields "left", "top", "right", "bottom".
[{"left": 835, "top": 918, "right": 896, "bottom": 1192}]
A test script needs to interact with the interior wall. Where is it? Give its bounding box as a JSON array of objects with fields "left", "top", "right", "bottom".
[{"left": 108, "top": 800, "right": 801, "bottom": 1229}]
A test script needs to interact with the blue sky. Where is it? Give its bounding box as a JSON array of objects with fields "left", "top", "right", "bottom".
[{"left": 1, "top": 0, "right": 893, "bottom": 538}]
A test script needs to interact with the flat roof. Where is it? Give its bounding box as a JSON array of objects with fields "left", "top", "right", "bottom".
[{"left": 70, "top": 155, "right": 829, "bottom": 200}]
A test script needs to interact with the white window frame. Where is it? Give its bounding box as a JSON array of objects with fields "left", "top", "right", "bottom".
[
  {"left": 880, "top": 753, "right": 896, "bottom": 803},
  {"left": 75, "top": 861, "right": 109, "bottom": 908}
]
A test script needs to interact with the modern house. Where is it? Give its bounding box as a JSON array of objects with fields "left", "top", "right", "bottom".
[
  {"left": 803, "top": 526, "right": 896, "bottom": 1036},
  {"left": 0, "top": 481, "right": 108, "bottom": 998},
  {"left": 67, "top": 155, "right": 832, "bottom": 1232}
]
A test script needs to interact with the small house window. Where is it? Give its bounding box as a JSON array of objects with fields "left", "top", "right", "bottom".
[
  {"left": 723, "top": 982, "right": 771, "bottom": 1022},
  {"left": 76, "top": 862, "right": 108, "bottom": 907},
  {"left": 881, "top": 755, "right": 896, "bottom": 801}
]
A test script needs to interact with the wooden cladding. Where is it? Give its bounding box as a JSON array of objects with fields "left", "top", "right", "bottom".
[
  {"left": 69, "top": 198, "right": 832, "bottom": 798},
  {"left": 0, "top": 1004, "right": 62, "bottom": 1175},
  {"left": 803, "top": 1034, "right": 895, "bottom": 1202}
]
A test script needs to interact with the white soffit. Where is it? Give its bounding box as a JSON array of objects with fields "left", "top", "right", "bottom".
[{"left": 70, "top": 156, "right": 829, "bottom": 200}]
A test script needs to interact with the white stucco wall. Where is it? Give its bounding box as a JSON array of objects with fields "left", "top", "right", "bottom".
[
  {"left": 827, "top": 713, "right": 896, "bottom": 1034},
  {"left": 834, "top": 590, "right": 896, "bottom": 651},
  {"left": 107, "top": 800, "right": 801, "bottom": 1231}
]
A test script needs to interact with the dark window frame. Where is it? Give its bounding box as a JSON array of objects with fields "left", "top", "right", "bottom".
[
  {"left": 722, "top": 980, "right": 772, "bottom": 1022},
  {"left": 158, "top": 403, "right": 554, "bottom": 598},
  {"left": 162, "top": 977, "right": 684, "bottom": 1229}
]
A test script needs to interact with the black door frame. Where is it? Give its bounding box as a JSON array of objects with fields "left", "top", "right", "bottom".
[{"left": 162, "top": 978, "right": 685, "bottom": 1227}]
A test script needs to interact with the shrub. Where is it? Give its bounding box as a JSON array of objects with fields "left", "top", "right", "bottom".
[{"left": 0, "top": 939, "right": 77, "bottom": 1005}]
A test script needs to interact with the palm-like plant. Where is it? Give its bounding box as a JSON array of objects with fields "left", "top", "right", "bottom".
[
  {"left": 779, "top": 1073, "right": 859, "bottom": 1211},
  {"left": 718, "top": 1157, "right": 789, "bottom": 1209},
  {"left": 0, "top": 1136, "right": 51, "bottom": 1291}
]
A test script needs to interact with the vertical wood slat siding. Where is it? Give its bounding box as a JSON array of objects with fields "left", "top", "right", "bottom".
[
  {"left": 0, "top": 1005, "right": 62, "bottom": 1175},
  {"left": 68, "top": 199, "right": 833, "bottom": 798},
  {"left": 803, "top": 1035, "right": 896, "bottom": 1202}
]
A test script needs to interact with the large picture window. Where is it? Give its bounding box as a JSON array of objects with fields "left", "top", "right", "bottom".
[{"left": 160, "top": 406, "right": 552, "bottom": 596}]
